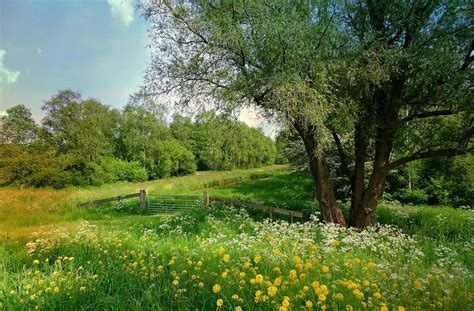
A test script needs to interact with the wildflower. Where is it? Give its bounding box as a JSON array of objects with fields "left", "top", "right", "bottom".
[
  {"left": 334, "top": 293, "right": 344, "bottom": 300},
  {"left": 198, "top": 282, "right": 204, "bottom": 288},
  {"left": 281, "top": 296, "right": 290, "bottom": 307},
  {"left": 79, "top": 286, "right": 86, "bottom": 292},
  {"left": 221, "top": 271, "right": 228, "bottom": 278},
  {"left": 33, "top": 259, "right": 40, "bottom": 265},
  {"left": 397, "top": 307, "right": 405, "bottom": 311},
  {"left": 274, "top": 277, "right": 282, "bottom": 286},
  {"left": 216, "top": 299, "right": 223, "bottom": 308},
  {"left": 255, "top": 274, "right": 264, "bottom": 284},
  {"left": 373, "top": 291, "right": 382, "bottom": 299},
  {"left": 244, "top": 262, "right": 252, "bottom": 268},
  {"left": 267, "top": 285, "right": 278, "bottom": 297},
  {"left": 305, "top": 300, "right": 313, "bottom": 309},
  {"left": 318, "top": 294, "right": 327, "bottom": 302},
  {"left": 254, "top": 254, "right": 262, "bottom": 263},
  {"left": 172, "top": 279, "right": 179, "bottom": 286},
  {"left": 380, "top": 305, "right": 389, "bottom": 311},
  {"left": 53, "top": 286, "right": 60, "bottom": 294},
  {"left": 196, "top": 261, "right": 203, "bottom": 267},
  {"left": 321, "top": 265, "right": 330, "bottom": 273},
  {"left": 30, "top": 294, "right": 37, "bottom": 301},
  {"left": 232, "top": 294, "right": 240, "bottom": 301},
  {"left": 293, "top": 256, "right": 301, "bottom": 264},
  {"left": 273, "top": 248, "right": 281, "bottom": 255},
  {"left": 235, "top": 307, "right": 242, "bottom": 311},
  {"left": 255, "top": 290, "right": 263, "bottom": 303},
  {"left": 213, "top": 284, "right": 221, "bottom": 293},
  {"left": 289, "top": 270, "right": 297, "bottom": 280},
  {"left": 346, "top": 305, "right": 354, "bottom": 311},
  {"left": 223, "top": 254, "right": 230, "bottom": 263},
  {"left": 217, "top": 247, "right": 225, "bottom": 255}
]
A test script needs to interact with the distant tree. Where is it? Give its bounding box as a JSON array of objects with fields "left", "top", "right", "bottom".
[
  {"left": 141, "top": 0, "right": 473, "bottom": 227},
  {"left": 41, "top": 90, "right": 119, "bottom": 161},
  {"left": 0, "top": 105, "right": 37, "bottom": 144}
]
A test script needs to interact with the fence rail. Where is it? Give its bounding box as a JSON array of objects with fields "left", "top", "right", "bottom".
[
  {"left": 209, "top": 196, "right": 303, "bottom": 222},
  {"left": 77, "top": 190, "right": 146, "bottom": 209},
  {"left": 77, "top": 190, "right": 304, "bottom": 222}
]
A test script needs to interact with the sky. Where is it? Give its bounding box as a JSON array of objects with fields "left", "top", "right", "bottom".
[{"left": 0, "top": 0, "right": 274, "bottom": 135}]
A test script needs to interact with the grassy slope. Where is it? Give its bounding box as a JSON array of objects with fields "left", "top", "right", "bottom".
[
  {"left": 1, "top": 166, "right": 473, "bottom": 310},
  {"left": 0, "top": 165, "right": 285, "bottom": 237}
]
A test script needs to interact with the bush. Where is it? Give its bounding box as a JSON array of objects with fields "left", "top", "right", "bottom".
[
  {"left": 150, "top": 140, "right": 196, "bottom": 178},
  {"left": 395, "top": 189, "right": 429, "bottom": 205},
  {"left": 98, "top": 158, "right": 148, "bottom": 183}
]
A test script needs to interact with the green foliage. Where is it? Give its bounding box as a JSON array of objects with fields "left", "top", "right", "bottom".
[
  {"left": 0, "top": 105, "right": 37, "bottom": 144},
  {"left": 84, "top": 158, "right": 148, "bottom": 186},
  {"left": 150, "top": 140, "right": 197, "bottom": 178},
  {"left": 41, "top": 90, "right": 119, "bottom": 161},
  {"left": 390, "top": 155, "right": 474, "bottom": 207},
  {"left": 170, "top": 112, "right": 276, "bottom": 171},
  {"left": 0, "top": 144, "right": 148, "bottom": 188},
  {"left": 0, "top": 144, "right": 83, "bottom": 189}
]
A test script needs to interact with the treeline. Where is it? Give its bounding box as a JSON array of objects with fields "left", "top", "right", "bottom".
[
  {"left": 0, "top": 90, "right": 275, "bottom": 188},
  {"left": 276, "top": 129, "right": 473, "bottom": 207}
]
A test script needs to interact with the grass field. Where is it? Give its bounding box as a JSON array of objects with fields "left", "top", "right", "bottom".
[{"left": 1, "top": 166, "right": 473, "bottom": 310}]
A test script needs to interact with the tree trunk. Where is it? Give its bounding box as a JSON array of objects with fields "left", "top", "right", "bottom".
[{"left": 293, "top": 121, "right": 347, "bottom": 226}]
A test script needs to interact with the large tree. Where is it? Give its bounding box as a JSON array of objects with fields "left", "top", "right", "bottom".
[
  {"left": 0, "top": 104, "right": 37, "bottom": 144},
  {"left": 140, "top": 0, "right": 473, "bottom": 227},
  {"left": 42, "top": 90, "right": 120, "bottom": 161}
]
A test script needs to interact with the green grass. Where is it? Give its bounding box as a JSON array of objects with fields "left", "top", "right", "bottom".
[{"left": 1, "top": 166, "right": 473, "bottom": 310}]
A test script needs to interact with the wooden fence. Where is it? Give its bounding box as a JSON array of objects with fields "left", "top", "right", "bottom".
[
  {"left": 77, "top": 190, "right": 303, "bottom": 222},
  {"left": 208, "top": 195, "right": 303, "bottom": 222},
  {"left": 77, "top": 190, "right": 146, "bottom": 209}
]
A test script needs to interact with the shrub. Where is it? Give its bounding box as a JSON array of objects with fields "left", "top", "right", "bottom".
[{"left": 395, "top": 189, "right": 429, "bottom": 205}]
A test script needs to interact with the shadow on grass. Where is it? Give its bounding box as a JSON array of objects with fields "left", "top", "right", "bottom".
[{"left": 211, "top": 171, "right": 319, "bottom": 214}]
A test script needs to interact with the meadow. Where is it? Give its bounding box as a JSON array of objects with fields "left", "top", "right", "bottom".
[{"left": 1, "top": 166, "right": 473, "bottom": 310}]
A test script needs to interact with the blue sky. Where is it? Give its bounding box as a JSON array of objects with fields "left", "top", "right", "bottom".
[
  {"left": 0, "top": 0, "right": 150, "bottom": 121},
  {"left": 0, "top": 0, "right": 275, "bottom": 135}
]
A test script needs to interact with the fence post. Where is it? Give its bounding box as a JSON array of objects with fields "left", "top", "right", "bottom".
[
  {"left": 268, "top": 206, "right": 273, "bottom": 221},
  {"left": 290, "top": 211, "right": 294, "bottom": 223},
  {"left": 203, "top": 191, "right": 209, "bottom": 209},
  {"left": 140, "top": 189, "right": 146, "bottom": 212}
]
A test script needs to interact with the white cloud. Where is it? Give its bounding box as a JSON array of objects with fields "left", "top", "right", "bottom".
[
  {"left": 37, "top": 48, "right": 42, "bottom": 56},
  {"left": 107, "top": 0, "right": 134, "bottom": 26},
  {"left": 0, "top": 49, "right": 21, "bottom": 92}
]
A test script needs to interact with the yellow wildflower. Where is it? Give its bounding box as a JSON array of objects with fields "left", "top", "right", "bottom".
[
  {"left": 217, "top": 247, "right": 225, "bottom": 255},
  {"left": 53, "top": 286, "right": 60, "bottom": 294},
  {"left": 267, "top": 285, "right": 278, "bottom": 297},
  {"left": 216, "top": 299, "right": 223, "bottom": 308},
  {"left": 223, "top": 254, "right": 230, "bottom": 263},
  {"left": 255, "top": 274, "right": 264, "bottom": 284},
  {"left": 235, "top": 307, "right": 242, "bottom": 311},
  {"left": 305, "top": 300, "right": 313, "bottom": 309},
  {"left": 318, "top": 294, "right": 327, "bottom": 302},
  {"left": 374, "top": 291, "right": 382, "bottom": 299},
  {"left": 321, "top": 265, "right": 330, "bottom": 273},
  {"left": 33, "top": 260, "right": 40, "bottom": 265},
  {"left": 79, "top": 286, "right": 86, "bottom": 292},
  {"left": 213, "top": 284, "right": 221, "bottom": 293},
  {"left": 254, "top": 254, "right": 262, "bottom": 263}
]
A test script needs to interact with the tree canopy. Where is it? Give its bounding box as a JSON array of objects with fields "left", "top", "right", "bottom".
[{"left": 141, "top": 0, "right": 473, "bottom": 227}]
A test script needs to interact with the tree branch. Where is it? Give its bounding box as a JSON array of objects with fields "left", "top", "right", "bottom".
[
  {"left": 330, "top": 128, "right": 352, "bottom": 182},
  {"left": 384, "top": 146, "right": 473, "bottom": 171},
  {"left": 400, "top": 109, "right": 455, "bottom": 123}
]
